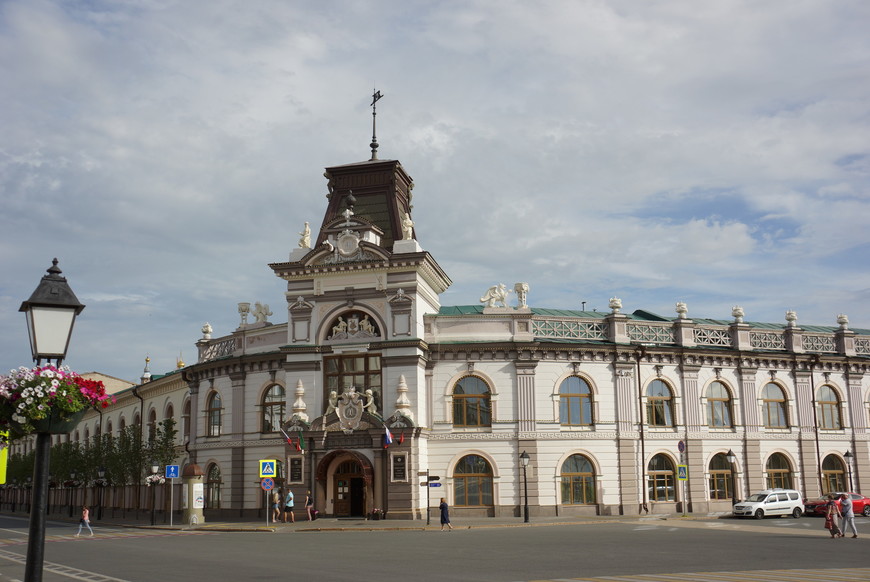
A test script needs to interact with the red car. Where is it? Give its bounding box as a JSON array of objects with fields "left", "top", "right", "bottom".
[{"left": 803, "top": 492, "right": 870, "bottom": 517}]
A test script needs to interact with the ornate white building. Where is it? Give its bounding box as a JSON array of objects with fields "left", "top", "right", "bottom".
[{"left": 45, "top": 151, "right": 870, "bottom": 520}]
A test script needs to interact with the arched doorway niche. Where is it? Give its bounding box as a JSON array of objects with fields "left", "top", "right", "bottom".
[{"left": 316, "top": 450, "right": 375, "bottom": 517}]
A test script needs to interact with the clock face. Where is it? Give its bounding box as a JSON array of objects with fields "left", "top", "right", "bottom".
[{"left": 337, "top": 233, "right": 359, "bottom": 256}]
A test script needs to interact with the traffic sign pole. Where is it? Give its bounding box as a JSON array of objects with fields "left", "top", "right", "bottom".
[{"left": 165, "top": 465, "right": 179, "bottom": 527}]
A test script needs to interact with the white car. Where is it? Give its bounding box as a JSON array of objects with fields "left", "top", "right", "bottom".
[{"left": 732, "top": 488, "right": 804, "bottom": 519}]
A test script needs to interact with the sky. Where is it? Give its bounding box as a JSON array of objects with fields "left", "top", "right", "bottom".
[{"left": 2, "top": 0, "right": 869, "bottom": 383}]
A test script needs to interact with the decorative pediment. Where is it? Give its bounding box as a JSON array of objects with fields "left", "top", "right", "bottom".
[{"left": 327, "top": 311, "right": 381, "bottom": 341}]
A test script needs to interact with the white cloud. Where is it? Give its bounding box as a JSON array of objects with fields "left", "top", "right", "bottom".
[{"left": 2, "top": 0, "right": 869, "bottom": 380}]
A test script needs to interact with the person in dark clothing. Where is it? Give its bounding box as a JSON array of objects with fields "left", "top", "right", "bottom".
[{"left": 439, "top": 497, "right": 453, "bottom": 531}]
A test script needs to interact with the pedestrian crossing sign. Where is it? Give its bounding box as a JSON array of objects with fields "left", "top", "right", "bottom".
[
  {"left": 259, "top": 459, "right": 277, "bottom": 478},
  {"left": 677, "top": 464, "right": 688, "bottom": 481}
]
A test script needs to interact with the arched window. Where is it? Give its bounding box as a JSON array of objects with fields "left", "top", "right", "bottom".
[
  {"left": 560, "top": 454, "right": 596, "bottom": 504},
  {"left": 708, "top": 453, "right": 733, "bottom": 500},
  {"left": 706, "top": 382, "right": 733, "bottom": 428},
  {"left": 452, "top": 377, "right": 492, "bottom": 428},
  {"left": 205, "top": 463, "right": 222, "bottom": 509},
  {"left": 106, "top": 421, "right": 113, "bottom": 436},
  {"left": 207, "top": 392, "right": 222, "bottom": 437},
  {"left": 261, "top": 384, "right": 286, "bottom": 433},
  {"left": 148, "top": 409, "right": 158, "bottom": 441},
  {"left": 166, "top": 404, "right": 174, "bottom": 423},
  {"left": 647, "top": 454, "right": 676, "bottom": 502},
  {"left": 559, "top": 377, "right": 593, "bottom": 426},
  {"left": 766, "top": 453, "right": 793, "bottom": 489},
  {"left": 821, "top": 455, "right": 847, "bottom": 494},
  {"left": 646, "top": 380, "right": 674, "bottom": 427},
  {"left": 182, "top": 399, "right": 191, "bottom": 437},
  {"left": 119, "top": 417, "right": 126, "bottom": 433},
  {"left": 817, "top": 386, "right": 841, "bottom": 430},
  {"left": 84, "top": 427, "right": 90, "bottom": 441},
  {"left": 762, "top": 383, "right": 788, "bottom": 428},
  {"left": 453, "top": 455, "right": 494, "bottom": 507}
]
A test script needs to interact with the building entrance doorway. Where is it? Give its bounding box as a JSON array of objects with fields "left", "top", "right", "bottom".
[{"left": 333, "top": 459, "right": 366, "bottom": 517}]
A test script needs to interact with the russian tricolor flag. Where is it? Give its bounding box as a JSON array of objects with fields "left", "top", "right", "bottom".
[{"left": 383, "top": 426, "right": 393, "bottom": 448}]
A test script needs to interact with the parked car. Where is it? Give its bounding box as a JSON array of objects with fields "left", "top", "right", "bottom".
[
  {"left": 803, "top": 493, "right": 870, "bottom": 517},
  {"left": 732, "top": 488, "right": 804, "bottom": 519}
]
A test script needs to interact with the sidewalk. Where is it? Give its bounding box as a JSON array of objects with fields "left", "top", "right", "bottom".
[{"left": 3, "top": 509, "right": 716, "bottom": 533}]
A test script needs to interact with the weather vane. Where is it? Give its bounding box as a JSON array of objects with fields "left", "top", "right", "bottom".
[{"left": 370, "top": 88, "right": 383, "bottom": 161}]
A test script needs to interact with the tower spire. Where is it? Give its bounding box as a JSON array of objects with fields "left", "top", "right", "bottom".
[{"left": 370, "top": 88, "right": 383, "bottom": 160}]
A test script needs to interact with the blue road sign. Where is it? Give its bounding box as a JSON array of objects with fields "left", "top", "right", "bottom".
[
  {"left": 259, "top": 459, "right": 277, "bottom": 478},
  {"left": 429, "top": 482, "right": 442, "bottom": 487},
  {"left": 261, "top": 477, "right": 275, "bottom": 491},
  {"left": 165, "top": 465, "right": 180, "bottom": 479}
]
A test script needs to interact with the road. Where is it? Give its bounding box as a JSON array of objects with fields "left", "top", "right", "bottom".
[{"left": 0, "top": 514, "right": 866, "bottom": 581}]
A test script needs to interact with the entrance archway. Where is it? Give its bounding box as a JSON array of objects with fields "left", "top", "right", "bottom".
[{"left": 316, "top": 450, "right": 374, "bottom": 518}]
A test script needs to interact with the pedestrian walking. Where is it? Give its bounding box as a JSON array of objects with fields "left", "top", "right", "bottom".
[
  {"left": 839, "top": 493, "right": 859, "bottom": 538},
  {"left": 76, "top": 505, "right": 94, "bottom": 537},
  {"left": 305, "top": 490, "right": 315, "bottom": 521},
  {"left": 272, "top": 490, "right": 281, "bottom": 523},
  {"left": 825, "top": 494, "right": 842, "bottom": 538},
  {"left": 284, "top": 489, "right": 295, "bottom": 523},
  {"left": 439, "top": 497, "right": 453, "bottom": 531}
]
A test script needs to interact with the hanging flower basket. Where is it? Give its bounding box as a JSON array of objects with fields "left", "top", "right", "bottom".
[
  {"left": 0, "top": 365, "right": 115, "bottom": 441},
  {"left": 30, "top": 408, "right": 86, "bottom": 435}
]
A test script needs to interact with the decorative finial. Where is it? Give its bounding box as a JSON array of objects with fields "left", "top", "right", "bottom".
[
  {"left": 609, "top": 297, "right": 622, "bottom": 314},
  {"left": 837, "top": 314, "right": 849, "bottom": 330},
  {"left": 731, "top": 305, "right": 744, "bottom": 323},
  {"left": 370, "top": 88, "right": 383, "bottom": 161},
  {"left": 785, "top": 310, "right": 797, "bottom": 328},
  {"left": 675, "top": 302, "right": 688, "bottom": 319}
]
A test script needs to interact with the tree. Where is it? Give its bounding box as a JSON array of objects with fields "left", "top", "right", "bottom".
[{"left": 146, "top": 418, "right": 179, "bottom": 470}]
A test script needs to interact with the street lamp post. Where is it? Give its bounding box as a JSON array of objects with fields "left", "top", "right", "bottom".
[
  {"left": 844, "top": 451, "right": 854, "bottom": 492},
  {"left": 96, "top": 468, "right": 106, "bottom": 521},
  {"left": 726, "top": 449, "right": 738, "bottom": 505},
  {"left": 68, "top": 472, "right": 77, "bottom": 518},
  {"left": 19, "top": 258, "right": 84, "bottom": 582},
  {"left": 150, "top": 464, "right": 160, "bottom": 526},
  {"left": 519, "top": 450, "right": 530, "bottom": 523}
]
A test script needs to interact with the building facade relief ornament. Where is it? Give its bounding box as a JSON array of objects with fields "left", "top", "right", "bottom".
[
  {"left": 675, "top": 302, "right": 688, "bottom": 319},
  {"left": 514, "top": 282, "right": 530, "bottom": 308},
  {"left": 609, "top": 297, "right": 622, "bottom": 314},
  {"left": 291, "top": 379, "right": 309, "bottom": 423},
  {"left": 298, "top": 222, "right": 311, "bottom": 249},
  {"left": 252, "top": 302, "right": 272, "bottom": 324},
  {"left": 393, "top": 374, "right": 414, "bottom": 422},
  {"left": 401, "top": 211, "right": 414, "bottom": 240},
  {"left": 336, "top": 386, "right": 365, "bottom": 434},
  {"left": 328, "top": 312, "right": 379, "bottom": 341},
  {"left": 480, "top": 283, "right": 509, "bottom": 308},
  {"left": 837, "top": 314, "right": 849, "bottom": 330},
  {"left": 238, "top": 302, "right": 251, "bottom": 326}
]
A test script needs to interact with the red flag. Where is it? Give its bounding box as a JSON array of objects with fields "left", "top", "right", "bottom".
[
  {"left": 295, "top": 438, "right": 301, "bottom": 452},
  {"left": 399, "top": 431, "right": 405, "bottom": 445}
]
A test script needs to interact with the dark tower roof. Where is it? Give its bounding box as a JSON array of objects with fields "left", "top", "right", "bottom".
[{"left": 318, "top": 159, "right": 414, "bottom": 251}]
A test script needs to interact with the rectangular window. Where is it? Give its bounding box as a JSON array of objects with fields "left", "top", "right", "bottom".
[{"left": 323, "top": 353, "right": 382, "bottom": 413}]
